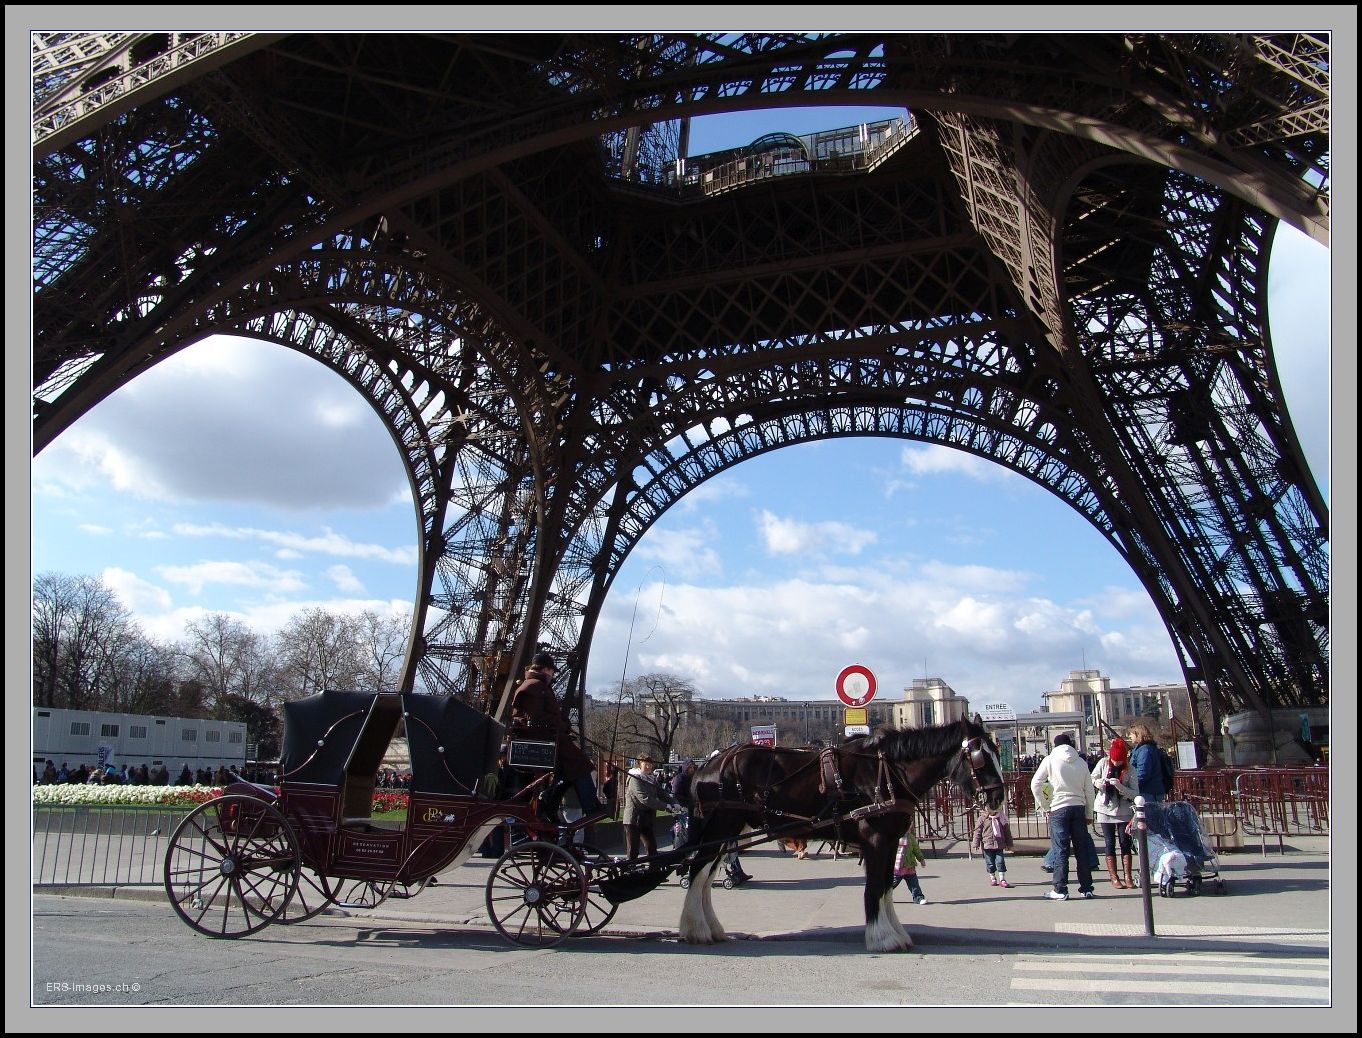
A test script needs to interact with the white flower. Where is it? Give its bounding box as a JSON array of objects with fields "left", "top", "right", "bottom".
[{"left": 32, "top": 784, "right": 223, "bottom": 807}]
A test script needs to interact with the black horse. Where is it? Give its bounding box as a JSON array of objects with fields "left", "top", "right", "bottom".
[{"left": 679, "top": 716, "right": 1006, "bottom": 951}]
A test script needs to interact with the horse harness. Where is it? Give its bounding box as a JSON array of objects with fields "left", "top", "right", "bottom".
[
  {"left": 696, "top": 744, "right": 906, "bottom": 844},
  {"left": 698, "top": 735, "right": 1000, "bottom": 845}
]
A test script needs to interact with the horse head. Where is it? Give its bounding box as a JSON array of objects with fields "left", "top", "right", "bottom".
[{"left": 949, "top": 718, "right": 1007, "bottom": 811}]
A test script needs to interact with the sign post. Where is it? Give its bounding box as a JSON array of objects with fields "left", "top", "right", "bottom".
[
  {"left": 751, "top": 725, "right": 777, "bottom": 747},
  {"left": 835, "top": 665, "right": 877, "bottom": 708}
]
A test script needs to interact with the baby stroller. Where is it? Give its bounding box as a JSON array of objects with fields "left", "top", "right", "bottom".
[
  {"left": 723, "top": 851, "right": 753, "bottom": 888},
  {"left": 678, "top": 850, "right": 753, "bottom": 889},
  {"left": 1139, "top": 800, "right": 1227, "bottom": 896}
]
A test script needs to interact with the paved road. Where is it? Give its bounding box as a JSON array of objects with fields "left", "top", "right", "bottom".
[{"left": 23, "top": 836, "right": 1346, "bottom": 1023}]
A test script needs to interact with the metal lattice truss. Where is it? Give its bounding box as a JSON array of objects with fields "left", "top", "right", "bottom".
[{"left": 31, "top": 32, "right": 1329, "bottom": 725}]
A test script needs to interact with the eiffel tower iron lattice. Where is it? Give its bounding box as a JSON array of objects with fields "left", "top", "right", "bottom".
[{"left": 31, "top": 32, "right": 1330, "bottom": 734}]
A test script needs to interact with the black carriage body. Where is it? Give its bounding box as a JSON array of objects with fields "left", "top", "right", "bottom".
[{"left": 271, "top": 689, "right": 547, "bottom": 883}]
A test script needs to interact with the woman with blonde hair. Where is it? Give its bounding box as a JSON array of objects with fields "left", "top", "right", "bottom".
[{"left": 1126, "top": 723, "right": 1170, "bottom": 804}]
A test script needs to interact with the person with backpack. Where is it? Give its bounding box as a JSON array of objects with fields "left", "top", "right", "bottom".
[{"left": 1127, "top": 723, "right": 1172, "bottom": 803}]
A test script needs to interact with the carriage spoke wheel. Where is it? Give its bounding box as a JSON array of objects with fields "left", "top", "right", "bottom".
[
  {"left": 163, "top": 795, "right": 300, "bottom": 938},
  {"left": 260, "top": 866, "right": 333, "bottom": 923},
  {"left": 556, "top": 843, "right": 619, "bottom": 937},
  {"left": 322, "top": 876, "right": 395, "bottom": 910},
  {"left": 485, "top": 841, "right": 587, "bottom": 947}
]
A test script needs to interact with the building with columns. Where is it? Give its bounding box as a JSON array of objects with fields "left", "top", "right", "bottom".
[
  {"left": 890, "top": 677, "right": 972, "bottom": 729},
  {"left": 1040, "top": 669, "right": 1191, "bottom": 741}
]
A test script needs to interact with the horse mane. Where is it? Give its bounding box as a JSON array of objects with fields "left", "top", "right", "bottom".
[{"left": 858, "top": 717, "right": 977, "bottom": 765}]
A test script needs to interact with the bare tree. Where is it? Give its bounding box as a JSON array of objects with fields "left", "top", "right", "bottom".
[
  {"left": 106, "top": 631, "right": 182, "bottom": 715},
  {"left": 672, "top": 715, "right": 745, "bottom": 760},
  {"left": 32, "top": 571, "right": 140, "bottom": 710},
  {"left": 353, "top": 609, "right": 410, "bottom": 692},
  {"left": 273, "top": 607, "right": 363, "bottom": 700},
  {"left": 610, "top": 673, "right": 698, "bottom": 762},
  {"left": 179, "top": 613, "right": 278, "bottom": 708}
]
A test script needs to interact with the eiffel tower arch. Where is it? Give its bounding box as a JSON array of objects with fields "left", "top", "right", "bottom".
[{"left": 31, "top": 32, "right": 1330, "bottom": 737}]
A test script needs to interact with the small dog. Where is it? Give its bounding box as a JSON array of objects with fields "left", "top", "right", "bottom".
[{"left": 778, "top": 837, "right": 810, "bottom": 859}]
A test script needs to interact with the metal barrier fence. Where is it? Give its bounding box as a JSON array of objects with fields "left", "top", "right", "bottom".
[
  {"left": 32, "top": 766, "right": 1327, "bottom": 884},
  {"left": 916, "top": 768, "right": 1329, "bottom": 858},
  {"left": 32, "top": 805, "right": 192, "bottom": 886},
  {"left": 1232, "top": 770, "right": 1330, "bottom": 854}
]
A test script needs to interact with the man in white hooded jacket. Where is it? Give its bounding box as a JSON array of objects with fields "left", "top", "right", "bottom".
[{"left": 1030, "top": 733, "right": 1097, "bottom": 900}]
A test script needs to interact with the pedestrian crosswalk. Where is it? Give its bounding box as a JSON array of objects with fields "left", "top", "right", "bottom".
[{"left": 1008, "top": 951, "right": 1330, "bottom": 1006}]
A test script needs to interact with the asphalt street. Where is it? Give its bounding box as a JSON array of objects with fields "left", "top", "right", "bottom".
[{"left": 23, "top": 834, "right": 1346, "bottom": 1026}]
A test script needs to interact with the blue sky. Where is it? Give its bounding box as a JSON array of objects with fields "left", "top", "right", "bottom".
[{"left": 29, "top": 106, "right": 1332, "bottom": 714}]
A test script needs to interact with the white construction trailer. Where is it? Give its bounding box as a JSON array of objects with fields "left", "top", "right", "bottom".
[{"left": 32, "top": 707, "right": 247, "bottom": 774}]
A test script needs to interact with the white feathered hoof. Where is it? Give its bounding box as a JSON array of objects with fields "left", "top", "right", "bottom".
[
  {"left": 865, "top": 914, "right": 915, "bottom": 952},
  {"left": 678, "top": 909, "right": 727, "bottom": 944},
  {"left": 678, "top": 921, "right": 725, "bottom": 945},
  {"left": 679, "top": 882, "right": 726, "bottom": 944}
]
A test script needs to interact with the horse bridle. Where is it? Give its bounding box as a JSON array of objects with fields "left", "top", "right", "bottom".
[{"left": 961, "top": 736, "right": 1006, "bottom": 804}]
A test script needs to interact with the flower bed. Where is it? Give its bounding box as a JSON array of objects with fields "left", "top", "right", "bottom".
[
  {"left": 372, "top": 791, "right": 410, "bottom": 814},
  {"left": 32, "top": 784, "right": 410, "bottom": 814}
]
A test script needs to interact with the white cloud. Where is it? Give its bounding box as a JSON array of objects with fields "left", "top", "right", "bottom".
[
  {"left": 326, "top": 564, "right": 365, "bottom": 593},
  {"left": 78, "top": 523, "right": 112, "bottom": 536},
  {"left": 586, "top": 569, "right": 1178, "bottom": 712},
  {"left": 756, "top": 510, "right": 877, "bottom": 557},
  {"left": 675, "top": 476, "right": 751, "bottom": 513},
  {"left": 1080, "top": 585, "right": 1165, "bottom": 621},
  {"left": 1267, "top": 226, "right": 1330, "bottom": 485},
  {"left": 103, "top": 567, "right": 173, "bottom": 614},
  {"left": 30, "top": 335, "right": 411, "bottom": 511},
  {"left": 900, "top": 444, "right": 1001, "bottom": 480},
  {"left": 156, "top": 560, "right": 308, "bottom": 596},
  {"left": 172, "top": 522, "right": 416, "bottom": 565},
  {"left": 130, "top": 596, "right": 415, "bottom": 644},
  {"left": 919, "top": 560, "right": 1030, "bottom": 593},
  {"left": 633, "top": 525, "right": 723, "bottom": 578}
]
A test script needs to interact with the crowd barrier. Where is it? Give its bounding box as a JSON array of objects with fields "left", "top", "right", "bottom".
[
  {"left": 31, "top": 766, "right": 1328, "bottom": 886},
  {"left": 32, "top": 804, "right": 191, "bottom": 887},
  {"left": 915, "top": 768, "right": 1328, "bottom": 859}
]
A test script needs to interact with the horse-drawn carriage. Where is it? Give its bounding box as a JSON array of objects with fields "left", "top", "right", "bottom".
[
  {"left": 163, "top": 688, "right": 620, "bottom": 946},
  {"left": 163, "top": 689, "right": 1005, "bottom": 952}
]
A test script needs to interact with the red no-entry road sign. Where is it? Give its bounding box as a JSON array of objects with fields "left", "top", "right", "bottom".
[{"left": 835, "top": 664, "right": 877, "bottom": 707}]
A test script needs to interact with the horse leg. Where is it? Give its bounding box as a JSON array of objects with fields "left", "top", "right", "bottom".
[
  {"left": 863, "top": 826, "right": 914, "bottom": 952},
  {"left": 679, "top": 811, "right": 744, "bottom": 945},
  {"left": 679, "top": 852, "right": 726, "bottom": 944}
]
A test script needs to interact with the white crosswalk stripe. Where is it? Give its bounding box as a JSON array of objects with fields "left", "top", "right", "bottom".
[{"left": 1009, "top": 951, "right": 1330, "bottom": 1005}]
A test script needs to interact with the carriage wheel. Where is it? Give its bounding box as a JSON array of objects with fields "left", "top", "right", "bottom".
[
  {"left": 259, "top": 867, "right": 334, "bottom": 923},
  {"left": 163, "top": 795, "right": 300, "bottom": 938},
  {"left": 323, "top": 876, "right": 395, "bottom": 910},
  {"left": 554, "top": 843, "right": 618, "bottom": 937},
  {"left": 485, "top": 841, "right": 586, "bottom": 947}
]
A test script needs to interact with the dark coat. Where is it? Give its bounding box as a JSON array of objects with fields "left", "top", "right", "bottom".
[{"left": 509, "top": 667, "right": 594, "bottom": 780}]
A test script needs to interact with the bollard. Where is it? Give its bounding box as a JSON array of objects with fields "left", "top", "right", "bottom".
[{"left": 1133, "top": 794, "right": 1155, "bottom": 936}]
